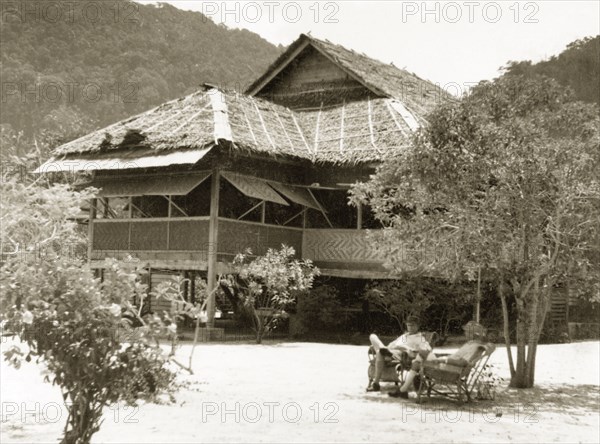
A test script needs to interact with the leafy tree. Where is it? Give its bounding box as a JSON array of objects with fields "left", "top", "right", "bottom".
[
  {"left": 364, "top": 280, "right": 434, "bottom": 329},
  {"left": 0, "top": 172, "right": 177, "bottom": 443},
  {"left": 219, "top": 246, "right": 319, "bottom": 343},
  {"left": 352, "top": 75, "right": 600, "bottom": 388},
  {"left": 364, "top": 279, "right": 472, "bottom": 342}
]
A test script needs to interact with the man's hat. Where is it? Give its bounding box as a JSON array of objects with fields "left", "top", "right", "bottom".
[
  {"left": 406, "top": 315, "right": 420, "bottom": 325},
  {"left": 462, "top": 321, "right": 487, "bottom": 338}
]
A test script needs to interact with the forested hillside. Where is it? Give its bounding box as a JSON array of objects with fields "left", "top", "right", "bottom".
[
  {"left": 502, "top": 36, "right": 599, "bottom": 105},
  {"left": 1, "top": 0, "right": 597, "bottom": 159},
  {"left": 1, "top": 0, "right": 281, "bottom": 148}
]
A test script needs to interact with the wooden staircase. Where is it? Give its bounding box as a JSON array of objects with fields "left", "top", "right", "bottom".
[{"left": 549, "top": 290, "right": 568, "bottom": 324}]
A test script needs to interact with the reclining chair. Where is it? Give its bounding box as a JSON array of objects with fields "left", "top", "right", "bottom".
[
  {"left": 367, "top": 331, "right": 439, "bottom": 390},
  {"left": 416, "top": 342, "right": 496, "bottom": 405}
]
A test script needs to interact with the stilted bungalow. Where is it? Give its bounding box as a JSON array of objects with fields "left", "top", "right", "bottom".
[{"left": 35, "top": 34, "right": 453, "bottom": 329}]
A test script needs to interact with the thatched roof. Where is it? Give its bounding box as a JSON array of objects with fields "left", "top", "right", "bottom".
[
  {"left": 43, "top": 87, "right": 422, "bottom": 167},
  {"left": 51, "top": 88, "right": 310, "bottom": 157},
  {"left": 247, "top": 34, "right": 449, "bottom": 116},
  {"left": 42, "top": 34, "right": 450, "bottom": 169}
]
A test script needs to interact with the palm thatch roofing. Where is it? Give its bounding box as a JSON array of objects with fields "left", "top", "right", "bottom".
[{"left": 40, "top": 34, "right": 451, "bottom": 170}]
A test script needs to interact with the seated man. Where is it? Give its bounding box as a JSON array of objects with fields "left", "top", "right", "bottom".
[
  {"left": 366, "top": 315, "right": 432, "bottom": 392},
  {"left": 390, "top": 320, "right": 488, "bottom": 399}
]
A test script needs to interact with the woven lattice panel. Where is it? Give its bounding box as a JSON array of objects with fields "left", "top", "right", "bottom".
[
  {"left": 303, "top": 230, "right": 384, "bottom": 262},
  {"left": 92, "top": 222, "right": 129, "bottom": 251},
  {"left": 169, "top": 220, "right": 210, "bottom": 251},
  {"left": 129, "top": 222, "right": 168, "bottom": 251},
  {"left": 218, "top": 220, "right": 303, "bottom": 256}
]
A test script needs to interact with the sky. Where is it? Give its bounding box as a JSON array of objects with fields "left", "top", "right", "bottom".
[{"left": 139, "top": 1, "right": 600, "bottom": 94}]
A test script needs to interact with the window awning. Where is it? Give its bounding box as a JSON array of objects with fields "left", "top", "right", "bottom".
[
  {"left": 268, "top": 182, "right": 321, "bottom": 210},
  {"left": 33, "top": 147, "right": 212, "bottom": 173},
  {"left": 221, "top": 172, "right": 288, "bottom": 206},
  {"left": 82, "top": 172, "right": 211, "bottom": 197}
]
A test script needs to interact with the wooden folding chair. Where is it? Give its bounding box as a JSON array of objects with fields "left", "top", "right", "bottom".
[{"left": 416, "top": 342, "right": 496, "bottom": 405}]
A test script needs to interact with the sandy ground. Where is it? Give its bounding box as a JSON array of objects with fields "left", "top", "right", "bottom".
[{"left": 1, "top": 339, "right": 599, "bottom": 443}]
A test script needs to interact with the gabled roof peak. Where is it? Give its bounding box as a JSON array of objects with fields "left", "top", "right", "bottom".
[{"left": 246, "top": 33, "right": 450, "bottom": 116}]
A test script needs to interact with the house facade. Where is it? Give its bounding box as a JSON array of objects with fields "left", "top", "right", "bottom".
[{"left": 35, "top": 34, "right": 451, "bottom": 326}]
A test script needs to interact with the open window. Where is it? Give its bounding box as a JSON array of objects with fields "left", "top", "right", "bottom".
[
  {"left": 220, "top": 172, "right": 290, "bottom": 222},
  {"left": 131, "top": 195, "right": 169, "bottom": 218},
  {"left": 306, "top": 188, "right": 357, "bottom": 229},
  {"left": 171, "top": 178, "right": 211, "bottom": 217},
  {"left": 94, "top": 197, "right": 129, "bottom": 219}
]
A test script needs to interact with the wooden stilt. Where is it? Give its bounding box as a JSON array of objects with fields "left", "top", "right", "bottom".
[
  {"left": 206, "top": 168, "right": 220, "bottom": 328},
  {"left": 87, "top": 198, "right": 96, "bottom": 264},
  {"left": 475, "top": 266, "right": 481, "bottom": 323}
]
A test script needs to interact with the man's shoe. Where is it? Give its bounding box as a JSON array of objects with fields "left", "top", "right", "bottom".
[
  {"left": 366, "top": 382, "right": 380, "bottom": 392},
  {"left": 389, "top": 390, "right": 409, "bottom": 399}
]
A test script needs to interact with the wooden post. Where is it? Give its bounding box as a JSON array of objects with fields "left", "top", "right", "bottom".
[
  {"left": 357, "top": 202, "right": 363, "bottom": 229},
  {"left": 87, "top": 198, "right": 96, "bottom": 264},
  {"left": 206, "top": 168, "right": 220, "bottom": 328},
  {"left": 166, "top": 195, "right": 171, "bottom": 250},
  {"left": 127, "top": 197, "right": 132, "bottom": 251},
  {"left": 475, "top": 266, "right": 481, "bottom": 323}
]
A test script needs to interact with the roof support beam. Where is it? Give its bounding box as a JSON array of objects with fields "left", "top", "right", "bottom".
[
  {"left": 308, "top": 188, "right": 333, "bottom": 229},
  {"left": 283, "top": 208, "right": 307, "bottom": 226},
  {"left": 238, "top": 200, "right": 265, "bottom": 220}
]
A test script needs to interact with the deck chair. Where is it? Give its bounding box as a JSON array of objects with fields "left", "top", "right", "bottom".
[
  {"left": 416, "top": 342, "right": 496, "bottom": 405},
  {"left": 367, "top": 331, "right": 438, "bottom": 390}
]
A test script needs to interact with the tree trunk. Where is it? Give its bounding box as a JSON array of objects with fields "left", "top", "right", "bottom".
[
  {"left": 253, "top": 310, "right": 264, "bottom": 344},
  {"left": 512, "top": 323, "right": 529, "bottom": 387},
  {"left": 62, "top": 393, "right": 102, "bottom": 444},
  {"left": 511, "top": 293, "right": 529, "bottom": 388},
  {"left": 511, "top": 276, "right": 544, "bottom": 389},
  {"left": 499, "top": 280, "right": 516, "bottom": 379},
  {"left": 524, "top": 278, "right": 540, "bottom": 387}
]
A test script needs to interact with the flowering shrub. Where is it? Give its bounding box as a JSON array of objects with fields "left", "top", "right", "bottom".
[
  {"left": 1, "top": 256, "right": 177, "bottom": 444},
  {"left": 220, "top": 245, "right": 319, "bottom": 343},
  {"left": 1, "top": 177, "right": 177, "bottom": 444}
]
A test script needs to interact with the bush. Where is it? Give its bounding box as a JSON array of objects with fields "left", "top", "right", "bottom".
[
  {"left": 1, "top": 257, "right": 177, "bottom": 444},
  {"left": 475, "top": 364, "right": 504, "bottom": 401},
  {"left": 539, "top": 320, "right": 571, "bottom": 344},
  {"left": 295, "top": 285, "right": 344, "bottom": 335},
  {"left": 219, "top": 245, "right": 319, "bottom": 343}
]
